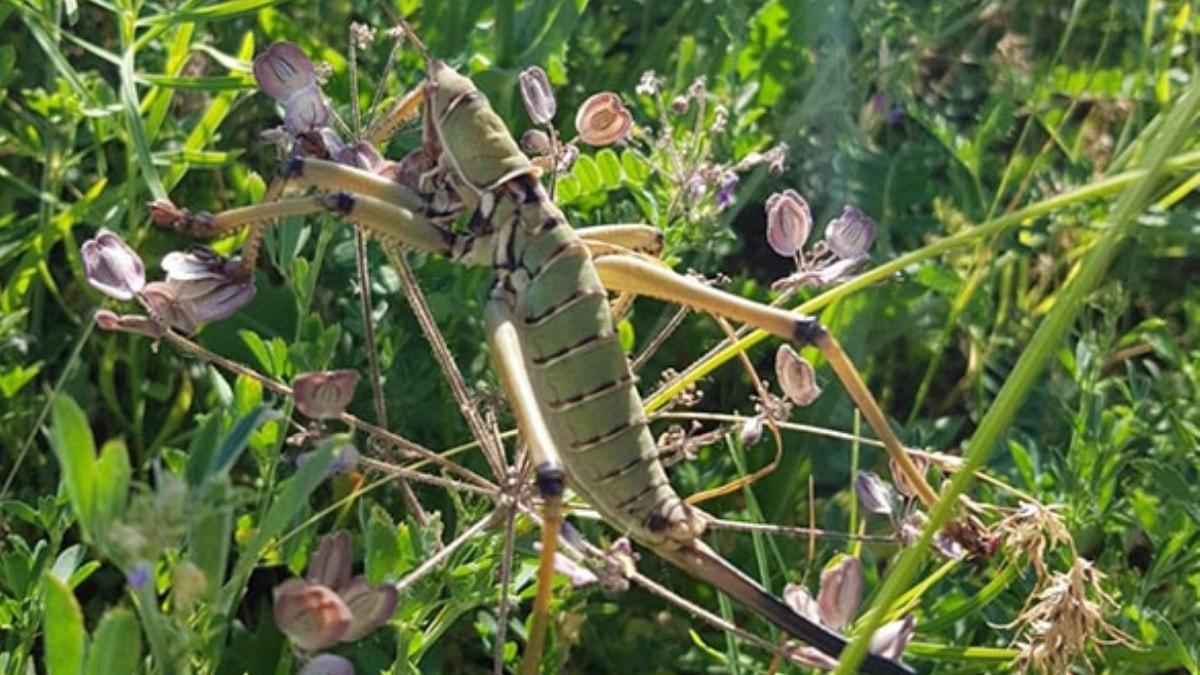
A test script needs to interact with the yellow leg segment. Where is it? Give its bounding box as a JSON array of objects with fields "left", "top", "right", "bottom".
[
  {"left": 592, "top": 254, "right": 939, "bottom": 507},
  {"left": 484, "top": 298, "right": 567, "bottom": 675}
]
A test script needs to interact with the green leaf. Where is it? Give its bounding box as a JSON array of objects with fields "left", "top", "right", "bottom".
[
  {"left": 620, "top": 149, "right": 650, "bottom": 184},
  {"left": 185, "top": 414, "right": 223, "bottom": 487},
  {"left": 120, "top": 46, "right": 166, "bottom": 201},
  {"left": 617, "top": 318, "right": 635, "bottom": 353},
  {"left": 49, "top": 394, "right": 96, "bottom": 538},
  {"left": 43, "top": 573, "right": 86, "bottom": 675},
  {"left": 555, "top": 175, "right": 580, "bottom": 203},
  {"left": 93, "top": 439, "right": 130, "bottom": 528},
  {"left": 229, "top": 444, "right": 336, "bottom": 587},
  {"left": 190, "top": 478, "right": 233, "bottom": 597},
  {"left": 573, "top": 154, "right": 602, "bottom": 195},
  {"left": 85, "top": 608, "right": 141, "bottom": 675},
  {"left": 595, "top": 148, "right": 624, "bottom": 187},
  {"left": 0, "top": 362, "right": 41, "bottom": 398},
  {"left": 365, "top": 506, "right": 401, "bottom": 584},
  {"left": 209, "top": 406, "right": 275, "bottom": 480},
  {"left": 140, "top": 0, "right": 287, "bottom": 25}
]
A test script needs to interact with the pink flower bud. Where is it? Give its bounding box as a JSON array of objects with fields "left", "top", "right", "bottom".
[
  {"left": 306, "top": 531, "right": 352, "bottom": 591},
  {"left": 775, "top": 345, "right": 821, "bottom": 406},
  {"left": 825, "top": 205, "right": 876, "bottom": 260},
  {"left": 765, "top": 190, "right": 812, "bottom": 257},
  {"left": 337, "top": 576, "right": 399, "bottom": 642},
  {"left": 81, "top": 230, "right": 145, "bottom": 300},
  {"left": 293, "top": 370, "right": 360, "bottom": 419},
  {"left": 816, "top": 554, "right": 863, "bottom": 630},
  {"left": 272, "top": 578, "right": 352, "bottom": 651},
  {"left": 575, "top": 92, "right": 632, "bottom": 146},
  {"left": 518, "top": 66, "right": 556, "bottom": 125}
]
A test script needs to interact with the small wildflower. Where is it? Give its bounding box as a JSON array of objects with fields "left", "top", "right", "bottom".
[
  {"left": 518, "top": 66, "right": 556, "bottom": 125},
  {"left": 709, "top": 104, "right": 728, "bottom": 133},
  {"left": 871, "top": 614, "right": 917, "bottom": 660},
  {"left": 337, "top": 577, "right": 399, "bottom": 642},
  {"left": 82, "top": 230, "right": 145, "bottom": 300},
  {"left": 687, "top": 76, "right": 706, "bottom": 99},
  {"left": 143, "top": 249, "right": 255, "bottom": 331},
  {"left": 349, "top": 22, "right": 376, "bottom": 51},
  {"left": 575, "top": 92, "right": 633, "bottom": 146},
  {"left": 635, "top": 70, "right": 659, "bottom": 97},
  {"left": 739, "top": 415, "right": 764, "bottom": 447},
  {"left": 825, "top": 206, "right": 876, "bottom": 260},
  {"left": 765, "top": 189, "right": 812, "bottom": 257},
  {"left": 714, "top": 171, "right": 738, "bottom": 210},
  {"left": 764, "top": 142, "right": 788, "bottom": 176},
  {"left": 670, "top": 96, "right": 689, "bottom": 115},
  {"left": 775, "top": 345, "right": 822, "bottom": 406},
  {"left": 293, "top": 370, "right": 360, "bottom": 420},
  {"left": 126, "top": 563, "right": 152, "bottom": 589}
]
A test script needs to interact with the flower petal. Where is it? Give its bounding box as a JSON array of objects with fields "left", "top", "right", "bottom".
[
  {"left": 298, "top": 654, "right": 355, "bottom": 675},
  {"left": 518, "top": 65, "right": 556, "bottom": 125},
  {"left": 825, "top": 206, "right": 877, "bottom": 260},
  {"left": 337, "top": 576, "right": 398, "bottom": 642},
  {"left": 273, "top": 578, "right": 352, "bottom": 651},
  {"left": 775, "top": 345, "right": 822, "bottom": 406},
  {"left": 306, "top": 531, "right": 352, "bottom": 591},
  {"left": 293, "top": 370, "right": 360, "bottom": 420},
  {"left": 81, "top": 230, "right": 146, "bottom": 300},
  {"left": 254, "top": 42, "right": 319, "bottom": 102},
  {"left": 816, "top": 554, "right": 863, "bottom": 630},
  {"left": 765, "top": 189, "right": 812, "bottom": 257},
  {"left": 575, "top": 92, "right": 632, "bottom": 146}
]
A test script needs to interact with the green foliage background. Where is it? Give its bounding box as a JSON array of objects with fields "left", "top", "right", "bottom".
[{"left": 1, "top": 0, "right": 1199, "bottom": 673}]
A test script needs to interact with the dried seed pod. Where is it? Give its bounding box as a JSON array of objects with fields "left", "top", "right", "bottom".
[
  {"left": 775, "top": 345, "right": 822, "bottom": 406},
  {"left": 272, "top": 578, "right": 352, "bottom": 651},
  {"left": 825, "top": 205, "right": 877, "bottom": 260},
  {"left": 816, "top": 555, "right": 863, "bottom": 630},
  {"left": 293, "top": 370, "right": 360, "bottom": 420},
  {"left": 765, "top": 189, "right": 812, "bottom": 257},
  {"left": 518, "top": 65, "right": 556, "bottom": 125},
  {"left": 520, "top": 128, "right": 552, "bottom": 155},
  {"left": 575, "top": 92, "right": 633, "bottom": 146},
  {"left": 856, "top": 471, "right": 897, "bottom": 516}
]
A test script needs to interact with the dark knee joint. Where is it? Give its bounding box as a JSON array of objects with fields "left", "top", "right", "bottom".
[
  {"left": 279, "top": 156, "right": 305, "bottom": 179},
  {"left": 534, "top": 463, "right": 566, "bottom": 499},
  {"left": 321, "top": 191, "right": 355, "bottom": 214},
  {"left": 793, "top": 317, "right": 827, "bottom": 344}
]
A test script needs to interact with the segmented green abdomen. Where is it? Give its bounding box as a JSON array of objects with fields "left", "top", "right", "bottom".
[{"left": 511, "top": 209, "right": 704, "bottom": 547}]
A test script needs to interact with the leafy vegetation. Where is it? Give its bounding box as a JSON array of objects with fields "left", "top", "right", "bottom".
[{"left": 2, "top": 0, "right": 1199, "bottom": 673}]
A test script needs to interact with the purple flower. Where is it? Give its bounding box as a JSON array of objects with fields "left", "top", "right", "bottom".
[
  {"left": 715, "top": 172, "right": 738, "bottom": 210},
  {"left": 816, "top": 555, "right": 863, "bottom": 630},
  {"left": 82, "top": 230, "right": 145, "bottom": 300},
  {"left": 298, "top": 654, "right": 355, "bottom": 675},
  {"left": 856, "top": 471, "right": 897, "bottom": 517},
  {"left": 254, "top": 42, "right": 331, "bottom": 137},
  {"left": 518, "top": 66, "right": 557, "bottom": 126},
  {"left": 138, "top": 249, "right": 255, "bottom": 333},
  {"left": 126, "top": 563, "right": 152, "bottom": 589}
]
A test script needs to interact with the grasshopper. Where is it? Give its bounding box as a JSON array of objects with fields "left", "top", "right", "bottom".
[{"left": 152, "top": 24, "right": 933, "bottom": 675}]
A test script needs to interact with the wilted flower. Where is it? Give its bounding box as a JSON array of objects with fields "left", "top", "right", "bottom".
[
  {"left": 775, "top": 345, "right": 822, "bottom": 406},
  {"left": 518, "top": 66, "right": 556, "bottom": 125},
  {"left": 784, "top": 566, "right": 916, "bottom": 670},
  {"left": 825, "top": 206, "right": 876, "bottom": 260},
  {"left": 138, "top": 249, "right": 255, "bottom": 332},
  {"left": 294, "top": 370, "right": 360, "bottom": 419},
  {"left": 816, "top": 555, "right": 863, "bottom": 630},
  {"left": 82, "top": 230, "right": 146, "bottom": 300},
  {"left": 254, "top": 42, "right": 331, "bottom": 137},
  {"left": 298, "top": 654, "right": 355, "bottom": 675},
  {"left": 274, "top": 531, "right": 398, "bottom": 652},
  {"left": 856, "top": 471, "right": 897, "bottom": 517},
  {"left": 765, "top": 189, "right": 812, "bottom": 257},
  {"left": 575, "top": 92, "right": 632, "bottom": 146}
]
